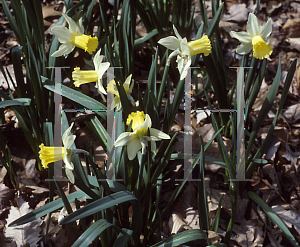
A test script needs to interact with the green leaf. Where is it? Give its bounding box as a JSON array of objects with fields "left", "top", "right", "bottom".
[
  {"left": 112, "top": 228, "right": 133, "bottom": 247},
  {"left": 246, "top": 56, "right": 281, "bottom": 159},
  {"left": 206, "top": 3, "right": 224, "bottom": 38},
  {"left": 0, "top": 98, "right": 31, "bottom": 108},
  {"left": 59, "top": 191, "right": 140, "bottom": 224},
  {"left": 134, "top": 29, "right": 158, "bottom": 46},
  {"left": 84, "top": 115, "right": 109, "bottom": 152},
  {"left": 248, "top": 191, "right": 300, "bottom": 247},
  {"left": 42, "top": 76, "right": 106, "bottom": 119},
  {"left": 1, "top": 0, "right": 21, "bottom": 42},
  {"left": 8, "top": 190, "right": 94, "bottom": 227},
  {"left": 72, "top": 219, "right": 113, "bottom": 247},
  {"left": 149, "top": 229, "right": 208, "bottom": 247},
  {"left": 197, "top": 136, "right": 209, "bottom": 230},
  {"left": 211, "top": 194, "right": 224, "bottom": 232},
  {"left": 245, "top": 58, "right": 297, "bottom": 180}
]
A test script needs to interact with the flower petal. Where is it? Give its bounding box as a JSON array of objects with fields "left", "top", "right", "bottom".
[
  {"left": 158, "top": 36, "right": 181, "bottom": 51},
  {"left": 137, "top": 114, "right": 151, "bottom": 131},
  {"left": 77, "top": 17, "right": 84, "bottom": 34},
  {"left": 51, "top": 26, "right": 72, "bottom": 43},
  {"left": 123, "top": 74, "right": 132, "bottom": 91},
  {"left": 150, "top": 128, "right": 171, "bottom": 139},
  {"left": 96, "top": 78, "right": 107, "bottom": 95},
  {"left": 63, "top": 13, "right": 79, "bottom": 34},
  {"left": 63, "top": 153, "right": 74, "bottom": 170},
  {"left": 180, "top": 38, "right": 190, "bottom": 56},
  {"left": 178, "top": 56, "right": 191, "bottom": 80},
  {"left": 96, "top": 62, "right": 110, "bottom": 79},
  {"left": 62, "top": 123, "right": 76, "bottom": 149},
  {"left": 114, "top": 132, "right": 132, "bottom": 147},
  {"left": 93, "top": 49, "right": 103, "bottom": 68},
  {"left": 141, "top": 138, "right": 147, "bottom": 154},
  {"left": 127, "top": 137, "right": 142, "bottom": 160},
  {"left": 246, "top": 13, "right": 260, "bottom": 36},
  {"left": 173, "top": 25, "right": 182, "bottom": 40},
  {"left": 151, "top": 141, "right": 156, "bottom": 154},
  {"left": 260, "top": 18, "right": 272, "bottom": 40},
  {"left": 236, "top": 43, "right": 253, "bottom": 55},
  {"left": 51, "top": 43, "right": 74, "bottom": 57},
  {"left": 231, "top": 31, "right": 252, "bottom": 43}
]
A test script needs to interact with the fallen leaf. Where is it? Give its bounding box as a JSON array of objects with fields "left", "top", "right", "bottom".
[
  {"left": 266, "top": 1, "right": 282, "bottom": 15},
  {"left": 222, "top": 4, "right": 249, "bottom": 22},
  {"left": 271, "top": 205, "right": 300, "bottom": 235},
  {"left": 168, "top": 213, "right": 192, "bottom": 234},
  {"left": 283, "top": 143, "right": 300, "bottom": 165},
  {"left": 0, "top": 184, "right": 14, "bottom": 206},
  {"left": 5, "top": 196, "right": 42, "bottom": 247},
  {"left": 283, "top": 104, "right": 300, "bottom": 124},
  {"left": 286, "top": 38, "right": 300, "bottom": 52}
]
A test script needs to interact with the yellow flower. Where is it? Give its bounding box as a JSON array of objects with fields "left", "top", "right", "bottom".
[
  {"left": 126, "top": 111, "right": 146, "bottom": 131},
  {"left": 188, "top": 35, "right": 211, "bottom": 56},
  {"left": 51, "top": 14, "right": 98, "bottom": 57},
  {"left": 39, "top": 144, "right": 66, "bottom": 169},
  {"left": 107, "top": 74, "right": 134, "bottom": 111},
  {"left": 231, "top": 13, "right": 272, "bottom": 60},
  {"left": 72, "top": 49, "right": 110, "bottom": 94},
  {"left": 39, "top": 123, "right": 75, "bottom": 169},
  {"left": 114, "top": 111, "right": 170, "bottom": 160}
]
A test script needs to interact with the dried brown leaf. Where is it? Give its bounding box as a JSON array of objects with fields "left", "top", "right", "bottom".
[{"left": 5, "top": 196, "right": 42, "bottom": 247}]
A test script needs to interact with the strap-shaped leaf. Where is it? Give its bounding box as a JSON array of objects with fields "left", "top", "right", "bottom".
[
  {"left": 0, "top": 98, "right": 31, "bottom": 108},
  {"left": 72, "top": 219, "right": 113, "bottom": 247},
  {"left": 59, "top": 190, "right": 140, "bottom": 224},
  {"left": 42, "top": 76, "right": 106, "bottom": 119},
  {"left": 149, "top": 229, "right": 208, "bottom": 247},
  {"left": 245, "top": 58, "right": 297, "bottom": 180},
  {"left": 248, "top": 191, "right": 300, "bottom": 247},
  {"left": 8, "top": 190, "right": 94, "bottom": 227},
  {"left": 206, "top": 3, "right": 224, "bottom": 38},
  {"left": 59, "top": 190, "right": 143, "bottom": 245},
  {"left": 112, "top": 228, "right": 133, "bottom": 247},
  {"left": 245, "top": 56, "right": 281, "bottom": 159}
]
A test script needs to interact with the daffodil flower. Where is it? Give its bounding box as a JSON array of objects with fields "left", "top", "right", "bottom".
[
  {"left": 231, "top": 13, "right": 272, "bottom": 60},
  {"left": 114, "top": 111, "right": 170, "bottom": 160},
  {"left": 72, "top": 49, "right": 110, "bottom": 95},
  {"left": 51, "top": 14, "right": 98, "bottom": 57},
  {"left": 158, "top": 25, "right": 211, "bottom": 80},
  {"left": 39, "top": 123, "right": 88, "bottom": 170},
  {"left": 107, "top": 74, "right": 135, "bottom": 111}
]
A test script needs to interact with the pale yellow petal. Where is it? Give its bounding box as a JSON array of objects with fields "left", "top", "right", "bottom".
[
  {"left": 260, "top": 18, "right": 272, "bottom": 40},
  {"left": 158, "top": 36, "right": 181, "bottom": 51},
  {"left": 114, "top": 132, "right": 132, "bottom": 147},
  {"left": 149, "top": 128, "right": 171, "bottom": 139},
  {"left": 231, "top": 31, "right": 252, "bottom": 43},
  {"left": 246, "top": 13, "right": 260, "bottom": 36},
  {"left": 51, "top": 43, "right": 74, "bottom": 57},
  {"left": 127, "top": 137, "right": 142, "bottom": 160},
  {"left": 51, "top": 26, "right": 72, "bottom": 43}
]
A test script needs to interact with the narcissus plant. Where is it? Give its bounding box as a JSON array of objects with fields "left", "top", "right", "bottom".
[
  {"left": 158, "top": 25, "right": 211, "bottom": 80},
  {"left": 51, "top": 14, "right": 98, "bottom": 57},
  {"left": 107, "top": 74, "right": 135, "bottom": 111},
  {"left": 231, "top": 13, "right": 272, "bottom": 60},
  {"left": 39, "top": 123, "right": 88, "bottom": 170},
  {"left": 72, "top": 49, "right": 110, "bottom": 95},
  {"left": 114, "top": 111, "right": 170, "bottom": 160}
]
